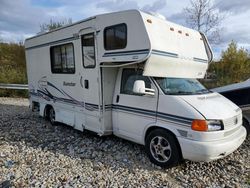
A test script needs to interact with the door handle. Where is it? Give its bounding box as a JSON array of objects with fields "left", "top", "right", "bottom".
[
  {"left": 116, "top": 95, "right": 120, "bottom": 103},
  {"left": 84, "top": 80, "right": 89, "bottom": 89}
]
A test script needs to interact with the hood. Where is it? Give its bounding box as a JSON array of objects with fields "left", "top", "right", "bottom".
[{"left": 180, "top": 92, "right": 239, "bottom": 120}]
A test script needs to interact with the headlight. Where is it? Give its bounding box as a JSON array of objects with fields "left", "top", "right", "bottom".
[
  {"left": 192, "top": 119, "right": 223, "bottom": 132},
  {"left": 207, "top": 120, "right": 223, "bottom": 131}
]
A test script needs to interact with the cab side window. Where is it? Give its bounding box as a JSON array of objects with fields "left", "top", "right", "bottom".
[{"left": 120, "top": 69, "right": 151, "bottom": 95}]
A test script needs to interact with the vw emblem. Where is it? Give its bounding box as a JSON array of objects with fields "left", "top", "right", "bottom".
[{"left": 234, "top": 118, "right": 238, "bottom": 125}]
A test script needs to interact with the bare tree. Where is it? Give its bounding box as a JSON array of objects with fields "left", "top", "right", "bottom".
[
  {"left": 39, "top": 18, "right": 72, "bottom": 33},
  {"left": 184, "top": 0, "right": 223, "bottom": 44}
]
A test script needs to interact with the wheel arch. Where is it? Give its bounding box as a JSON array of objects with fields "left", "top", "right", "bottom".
[
  {"left": 44, "top": 104, "right": 53, "bottom": 119},
  {"left": 144, "top": 125, "right": 183, "bottom": 159}
]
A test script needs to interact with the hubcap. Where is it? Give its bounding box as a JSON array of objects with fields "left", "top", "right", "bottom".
[
  {"left": 150, "top": 136, "right": 171, "bottom": 163},
  {"left": 49, "top": 108, "right": 55, "bottom": 123}
]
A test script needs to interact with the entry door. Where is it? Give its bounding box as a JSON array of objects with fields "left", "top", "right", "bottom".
[
  {"left": 113, "top": 68, "right": 158, "bottom": 143},
  {"left": 80, "top": 31, "right": 101, "bottom": 132}
]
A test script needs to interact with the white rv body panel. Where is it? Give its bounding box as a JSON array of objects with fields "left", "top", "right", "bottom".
[
  {"left": 25, "top": 10, "right": 246, "bottom": 165},
  {"left": 96, "top": 10, "right": 151, "bottom": 63},
  {"left": 140, "top": 12, "right": 209, "bottom": 78}
]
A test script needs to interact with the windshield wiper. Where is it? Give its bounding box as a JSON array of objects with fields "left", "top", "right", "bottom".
[
  {"left": 196, "top": 89, "right": 211, "bottom": 94},
  {"left": 166, "top": 91, "right": 195, "bottom": 95}
]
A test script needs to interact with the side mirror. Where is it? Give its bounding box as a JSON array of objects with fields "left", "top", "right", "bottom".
[{"left": 133, "top": 80, "right": 155, "bottom": 96}]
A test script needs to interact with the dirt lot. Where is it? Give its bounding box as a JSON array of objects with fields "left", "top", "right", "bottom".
[{"left": 0, "top": 98, "right": 249, "bottom": 187}]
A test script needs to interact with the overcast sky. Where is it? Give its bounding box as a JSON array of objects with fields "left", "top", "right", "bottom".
[{"left": 1, "top": 0, "right": 250, "bottom": 59}]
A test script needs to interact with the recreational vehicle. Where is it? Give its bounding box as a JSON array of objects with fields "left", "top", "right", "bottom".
[{"left": 25, "top": 10, "right": 246, "bottom": 167}]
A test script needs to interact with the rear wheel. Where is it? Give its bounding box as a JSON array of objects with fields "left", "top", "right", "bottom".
[
  {"left": 145, "top": 129, "right": 181, "bottom": 168},
  {"left": 47, "top": 106, "right": 56, "bottom": 125},
  {"left": 243, "top": 118, "right": 250, "bottom": 136}
]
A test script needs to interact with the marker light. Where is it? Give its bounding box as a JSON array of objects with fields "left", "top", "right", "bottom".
[{"left": 147, "top": 19, "right": 152, "bottom": 23}]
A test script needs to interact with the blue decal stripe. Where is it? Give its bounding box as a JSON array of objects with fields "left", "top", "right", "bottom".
[
  {"left": 113, "top": 105, "right": 156, "bottom": 117},
  {"left": 47, "top": 82, "right": 65, "bottom": 96},
  {"left": 157, "top": 117, "right": 190, "bottom": 127},
  {"left": 30, "top": 92, "right": 193, "bottom": 126},
  {"left": 37, "top": 89, "right": 50, "bottom": 97},
  {"left": 112, "top": 104, "right": 192, "bottom": 125},
  {"left": 157, "top": 114, "right": 192, "bottom": 125},
  {"left": 152, "top": 49, "right": 178, "bottom": 58},
  {"left": 193, "top": 57, "right": 208, "bottom": 63},
  {"left": 86, "top": 103, "right": 98, "bottom": 108},
  {"left": 103, "top": 49, "right": 150, "bottom": 57},
  {"left": 157, "top": 111, "right": 193, "bottom": 122}
]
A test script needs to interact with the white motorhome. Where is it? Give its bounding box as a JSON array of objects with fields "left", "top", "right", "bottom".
[{"left": 25, "top": 10, "right": 246, "bottom": 167}]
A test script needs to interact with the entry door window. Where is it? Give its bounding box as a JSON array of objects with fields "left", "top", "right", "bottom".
[{"left": 82, "top": 33, "right": 95, "bottom": 68}]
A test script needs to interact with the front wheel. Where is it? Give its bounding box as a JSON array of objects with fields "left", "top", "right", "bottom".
[{"left": 145, "top": 129, "right": 181, "bottom": 168}]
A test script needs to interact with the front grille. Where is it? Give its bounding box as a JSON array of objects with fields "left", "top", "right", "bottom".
[
  {"left": 223, "top": 113, "right": 242, "bottom": 129},
  {"left": 224, "top": 126, "right": 241, "bottom": 137}
]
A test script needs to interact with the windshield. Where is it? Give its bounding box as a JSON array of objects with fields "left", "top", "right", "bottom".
[{"left": 154, "top": 78, "right": 210, "bottom": 95}]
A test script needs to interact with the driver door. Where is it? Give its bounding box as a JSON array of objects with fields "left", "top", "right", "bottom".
[{"left": 112, "top": 68, "right": 158, "bottom": 143}]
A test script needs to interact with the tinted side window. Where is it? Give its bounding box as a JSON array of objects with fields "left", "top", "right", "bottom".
[
  {"left": 82, "top": 33, "right": 95, "bottom": 68},
  {"left": 50, "top": 43, "right": 75, "bottom": 74},
  {"left": 121, "top": 69, "right": 151, "bottom": 95},
  {"left": 104, "top": 24, "right": 127, "bottom": 50}
]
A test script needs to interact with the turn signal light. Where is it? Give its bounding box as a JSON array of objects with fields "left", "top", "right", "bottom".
[{"left": 191, "top": 120, "right": 208, "bottom": 131}]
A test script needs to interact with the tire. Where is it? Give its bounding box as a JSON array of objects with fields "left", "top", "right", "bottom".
[
  {"left": 243, "top": 118, "right": 250, "bottom": 136},
  {"left": 47, "top": 106, "right": 56, "bottom": 125},
  {"left": 145, "top": 129, "right": 181, "bottom": 168}
]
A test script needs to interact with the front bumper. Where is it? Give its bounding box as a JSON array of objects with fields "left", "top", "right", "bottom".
[{"left": 178, "top": 126, "right": 247, "bottom": 162}]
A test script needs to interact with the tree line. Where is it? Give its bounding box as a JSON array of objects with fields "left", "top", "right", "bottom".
[
  {"left": 0, "top": 42, "right": 27, "bottom": 97},
  {"left": 0, "top": 0, "right": 249, "bottom": 97},
  {"left": 0, "top": 18, "right": 72, "bottom": 97},
  {"left": 205, "top": 41, "right": 250, "bottom": 88},
  {"left": 202, "top": 41, "right": 250, "bottom": 88}
]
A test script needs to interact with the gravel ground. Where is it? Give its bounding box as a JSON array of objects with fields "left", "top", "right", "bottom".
[{"left": 0, "top": 97, "right": 249, "bottom": 188}]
